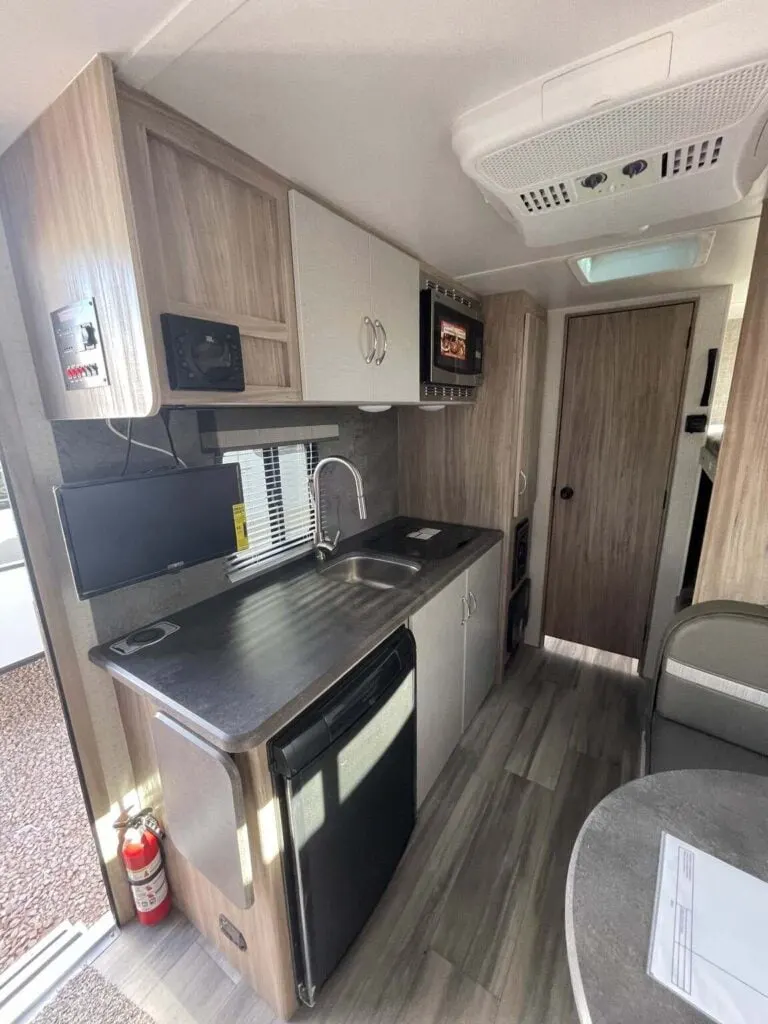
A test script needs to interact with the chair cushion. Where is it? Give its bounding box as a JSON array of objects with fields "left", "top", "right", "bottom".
[
  {"left": 655, "top": 603, "right": 768, "bottom": 755},
  {"left": 650, "top": 714, "right": 768, "bottom": 777}
]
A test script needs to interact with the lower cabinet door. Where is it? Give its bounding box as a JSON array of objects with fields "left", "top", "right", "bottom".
[
  {"left": 463, "top": 543, "right": 503, "bottom": 729},
  {"left": 410, "top": 572, "right": 466, "bottom": 808}
]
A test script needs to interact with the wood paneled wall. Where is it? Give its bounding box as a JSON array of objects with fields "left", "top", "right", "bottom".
[
  {"left": 0, "top": 221, "right": 135, "bottom": 922},
  {"left": 696, "top": 202, "right": 768, "bottom": 603},
  {"left": 399, "top": 290, "right": 545, "bottom": 675},
  {"left": 116, "top": 687, "right": 297, "bottom": 1020},
  {"left": 0, "top": 56, "right": 159, "bottom": 420}
]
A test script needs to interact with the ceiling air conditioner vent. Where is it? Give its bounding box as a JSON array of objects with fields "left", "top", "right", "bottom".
[
  {"left": 476, "top": 63, "right": 768, "bottom": 191},
  {"left": 455, "top": 57, "right": 768, "bottom": 246},
  {"left": 520, "top": 182, "right": 573, "bottom": 214},
  {"left": 662, "top": 136, "right": 723, "bottom": 177}
]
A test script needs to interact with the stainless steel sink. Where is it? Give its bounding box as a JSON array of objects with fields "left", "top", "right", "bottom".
[{"left": 317, "top": 552, "right": 421, "bottom": 590}]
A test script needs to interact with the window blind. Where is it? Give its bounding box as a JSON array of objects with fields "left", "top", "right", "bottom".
[{"left": 222, "top": 442, "right": 318, "bottom": 580}]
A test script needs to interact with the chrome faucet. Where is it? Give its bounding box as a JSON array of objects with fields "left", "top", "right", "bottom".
[{"left": 310, "top": 456, "right": 367, "bottom": 560}]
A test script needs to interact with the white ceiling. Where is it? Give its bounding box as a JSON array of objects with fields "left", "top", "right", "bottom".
[
  {"left": 0, "top": 0, "right": 764, "bottom": 305},
  {"left": 139, "top": 0, "right": 728, "bottom": 277},
  {"left": 456, "top": 214, "right": 760, "bottom": 311},
  {"left": 0, "top": 0, "right": 181, "bottom": 153}
]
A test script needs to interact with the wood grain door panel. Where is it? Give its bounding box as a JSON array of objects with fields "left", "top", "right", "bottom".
[
  {"left": 696, "top": 203, "right": 768, "bottom": 604},
  {"left": 545, "top": 302, "right": 694, "bottom": 658},
  {"left": 147, "top": 134, "right": 285, "bottom": 323},
  {"left": 513, "top": 312, "right": 547, "bottom": 519},
  {"left": 118, "top": 87, "right": 302, "bottom": 403}
]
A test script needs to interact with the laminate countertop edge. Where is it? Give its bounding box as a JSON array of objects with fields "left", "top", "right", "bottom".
[{"left": 90, "top": 524, "right": 503, "bottom": 752}]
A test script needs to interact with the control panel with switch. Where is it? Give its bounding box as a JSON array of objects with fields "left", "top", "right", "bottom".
[{"left": 50, "top": 297, "right": 109, "bottom": 392}]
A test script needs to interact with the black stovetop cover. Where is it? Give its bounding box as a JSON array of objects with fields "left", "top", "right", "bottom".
[{"left": 362, "top": 517, "right": 480, "bottom": 562}]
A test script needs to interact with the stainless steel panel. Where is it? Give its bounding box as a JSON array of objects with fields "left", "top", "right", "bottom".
[{"left": 152, "top": 712, "right": 253, "bottom": 909}]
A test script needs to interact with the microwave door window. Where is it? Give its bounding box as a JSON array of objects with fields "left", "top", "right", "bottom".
[
  {"left": 440, "top": 320, "right": 467, "bottom": 360},
  {"left": 436, "top": 316, "right": 470, "bottom": 372}
]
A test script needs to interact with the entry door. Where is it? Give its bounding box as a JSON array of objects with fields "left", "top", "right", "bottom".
[{"left": 545, "top": 302, "right": 694, "bottom": 658}]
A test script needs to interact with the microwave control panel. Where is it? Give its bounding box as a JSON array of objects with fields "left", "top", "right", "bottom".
[{"left": 51, "top": 297, "right": 110, "bottom": 391}]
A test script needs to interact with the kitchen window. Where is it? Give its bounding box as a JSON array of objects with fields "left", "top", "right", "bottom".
[{"left": 222, "top": 442, "right": 319, "bottom": 581}]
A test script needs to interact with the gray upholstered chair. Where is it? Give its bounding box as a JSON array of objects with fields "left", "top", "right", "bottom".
[{"left": 647, "top": 600, "right": 768, "bottom": 776}]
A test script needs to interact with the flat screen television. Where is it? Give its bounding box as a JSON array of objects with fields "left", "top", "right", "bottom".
[{"left": 56, "top": 463, "right": 243, "bottom": 599}]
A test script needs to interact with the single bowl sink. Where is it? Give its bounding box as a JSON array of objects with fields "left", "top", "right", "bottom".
[{"left": 318, "top": 552, "right": 421, "bottom": 590}]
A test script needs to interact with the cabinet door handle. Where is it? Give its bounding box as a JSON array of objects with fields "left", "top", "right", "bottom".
[
  {"left": 363, "top": 316, "right": 376, "bottom": 364},
  {"left": 374, "top": 320, "right": 388, "bottom": 366},
  {"left": 519, "top": 470, "right": 527, "bottom": 496},
  {"left": 468, "top": 590, "right": 477, "bottom": 616},
  {"left": 461, "top": 595, "right": 469, "bottom": 626}
]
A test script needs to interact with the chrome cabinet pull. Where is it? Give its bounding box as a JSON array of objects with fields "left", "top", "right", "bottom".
[
  {"left": 519, "top": 469, "right": 527, "bottom": 496},
  {"left": 363, "top": 316, "right": 376, "bottom": 364},
  {"left": 468, "top": 590, "right": 477, "bottom": 616},
  {"left": 374, "top": 320, "right": 388, "bottom": 365},
  {"left": 461, "top": 594, "right": 469, "bottom": 626}
]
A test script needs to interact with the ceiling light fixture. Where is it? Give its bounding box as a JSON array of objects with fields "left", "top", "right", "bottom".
[{"left": 569, "top": 229, "right": 716, "bottom": 285}]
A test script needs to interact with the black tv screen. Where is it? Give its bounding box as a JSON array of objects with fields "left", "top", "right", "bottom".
[{"left": 56, "top": 463, "right": 243, "bottom": 599}]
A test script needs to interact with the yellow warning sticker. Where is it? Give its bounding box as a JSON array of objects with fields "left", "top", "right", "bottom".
[{"left": 232, "top": 503, "right": 248, "bottom": 551}]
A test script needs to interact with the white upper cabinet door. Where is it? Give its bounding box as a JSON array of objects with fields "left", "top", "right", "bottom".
[
  {"left": 463, "top": 542, "right": 502, "bottom": 730},
  {"left": 410, "top": 571, "right": 466, "bottom": 808},
  {"left": 289, "top": 191, "right": 375, "bottom": 402},
  {"left": 369, "top": 236, "right": 420, "bottom": 403}
]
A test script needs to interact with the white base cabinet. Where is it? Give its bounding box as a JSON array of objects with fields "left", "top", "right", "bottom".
[
  {"left": 410, "top": 541, "right": 502, "bottom": 807},
  {"left": 410, "top": 573, "right": 466, "bottom": 808},
  {"left": 463, "top": 544, "right": 503, "bottom": 729}
]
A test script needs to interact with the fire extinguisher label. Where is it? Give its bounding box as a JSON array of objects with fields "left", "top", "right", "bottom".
[
  {"left": 125, "top": 851, "right": 162, "bottom": 884},
  {"left": 132, "top": 870, "right": 169, "bottom": 912}
]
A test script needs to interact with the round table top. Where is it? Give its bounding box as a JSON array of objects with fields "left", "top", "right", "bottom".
[{"left": 565, "top": 770, "right": 768, "bottom": 1024}]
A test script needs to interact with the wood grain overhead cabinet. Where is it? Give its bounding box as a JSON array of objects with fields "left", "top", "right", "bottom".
[{"left": 0, "top": 55, "right": 302, "bottom": 420}]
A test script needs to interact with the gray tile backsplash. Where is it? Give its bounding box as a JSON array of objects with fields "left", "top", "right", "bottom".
[
  {"left": 316, "top": 408, "right": 398, "bottom": 543},
  {"left": 52, "top": 407, "right": 398, "bottom": 642},
  {"left": 53, "top": 411, "right": 214, "bottom": 482}
]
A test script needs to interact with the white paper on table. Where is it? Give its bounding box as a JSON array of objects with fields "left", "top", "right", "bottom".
[{"left": 648, "top": 832, "right": 768, "bottom": 1024}]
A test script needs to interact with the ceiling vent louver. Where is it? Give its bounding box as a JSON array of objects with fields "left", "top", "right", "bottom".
[
  {"left": 454, "top": 58, "right": 768, "bottom": 246},
  {"left": 661, "top": 136, "right": 724, "bottom": 178},
  {"left": 520, "top": 182, "right": 573, "bottom": 215}
]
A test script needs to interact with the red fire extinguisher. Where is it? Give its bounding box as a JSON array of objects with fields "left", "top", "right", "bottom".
[{"left": 115, "top": 808, "right": 172, "bottom": 925}]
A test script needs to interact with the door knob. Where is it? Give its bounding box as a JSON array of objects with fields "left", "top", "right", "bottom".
[{"left": 560, "top": 486, "right": 574, "bottom": 500}]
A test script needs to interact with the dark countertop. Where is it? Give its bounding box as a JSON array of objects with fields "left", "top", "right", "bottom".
[
  {"left": 565, "top": 770, "right": 768, "bottom": 1024},
  {"left": 90, "top": 518, "right": 502, "bottom": 752}
]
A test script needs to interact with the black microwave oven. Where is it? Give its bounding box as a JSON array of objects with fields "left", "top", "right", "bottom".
[{"left": 420, "top": 282, "right": 484, "bottom": 388}]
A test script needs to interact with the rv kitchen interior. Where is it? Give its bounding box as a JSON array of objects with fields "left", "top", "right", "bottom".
[{"left": 2, "top": 3, "right": 768, "bottom": 1022}]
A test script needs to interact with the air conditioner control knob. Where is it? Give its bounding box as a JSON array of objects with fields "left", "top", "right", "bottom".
[
  {"left": 580, "top": 172, "right": 607, "bottom": 190},
  {"left": 622, "top": 159, "right": 648, "bottom": 178}
]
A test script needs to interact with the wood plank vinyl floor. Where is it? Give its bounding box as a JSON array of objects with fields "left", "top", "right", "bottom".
[{"left": 94, "top": 639, "right": 646, "bottom": 1024}]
